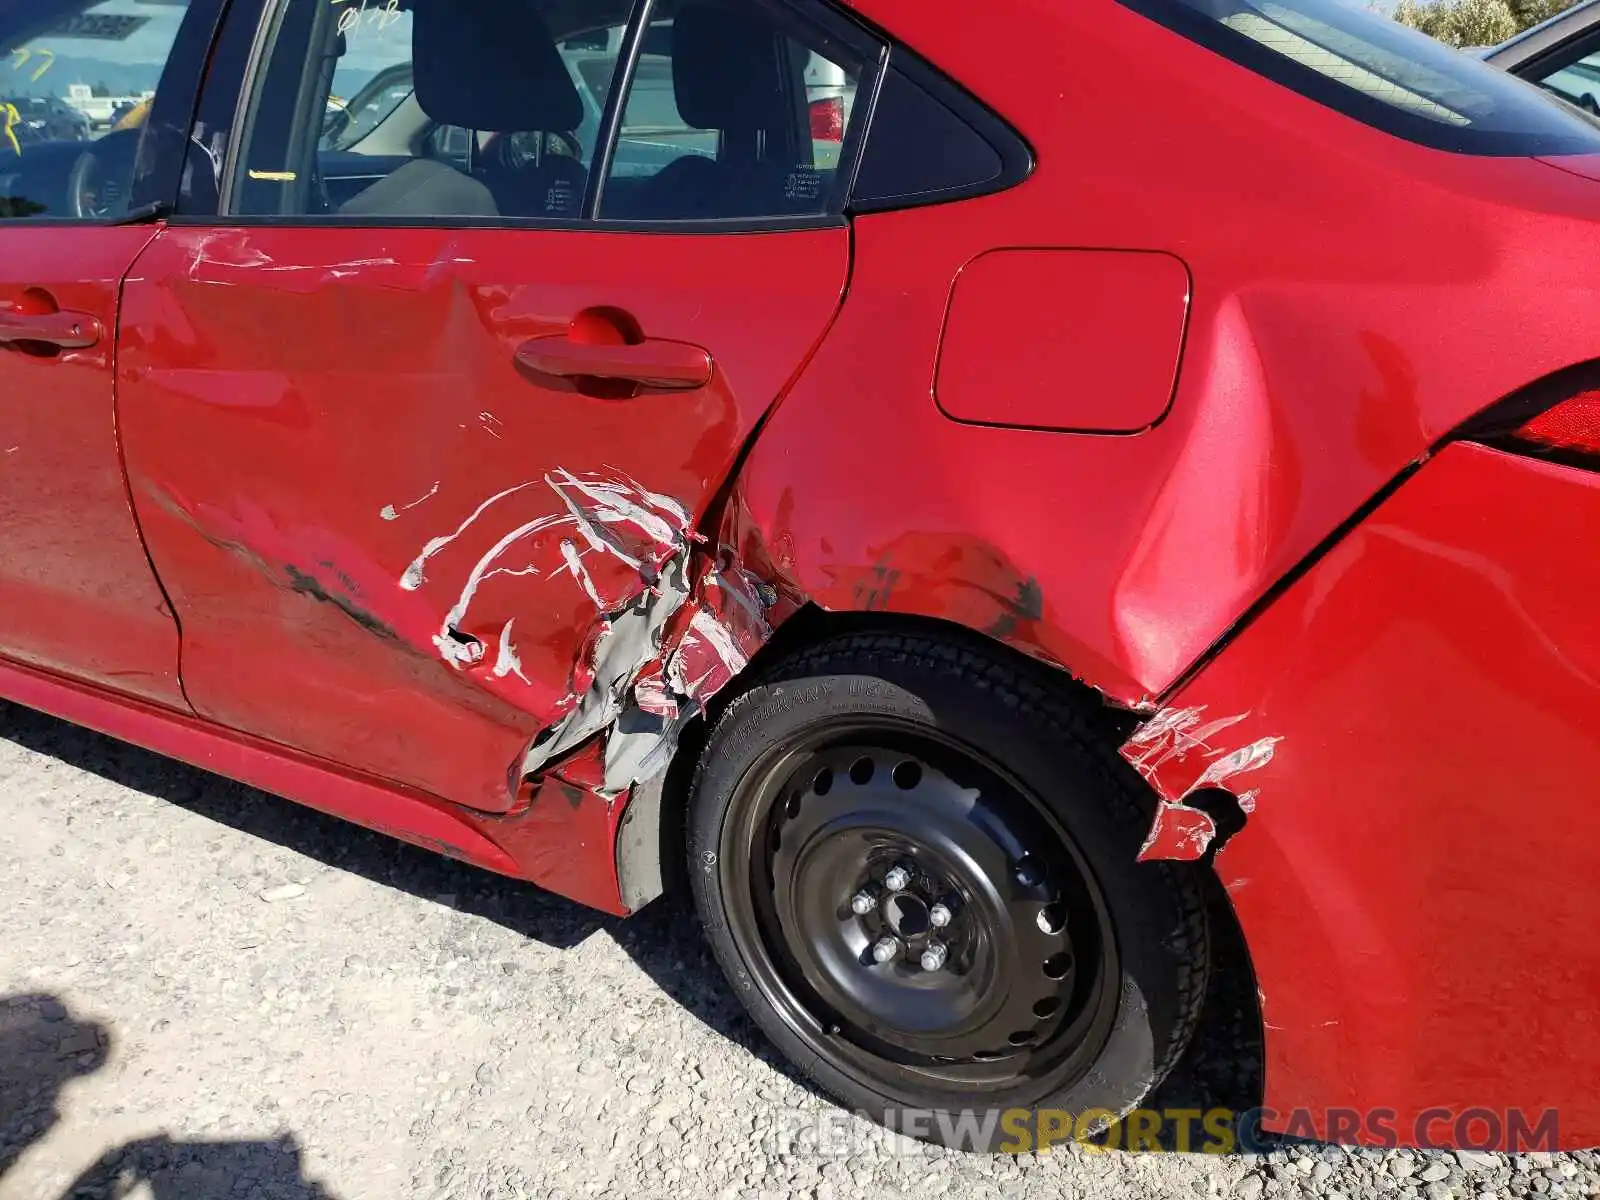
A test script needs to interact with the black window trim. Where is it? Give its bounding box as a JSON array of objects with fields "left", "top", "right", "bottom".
[
  {"left": 180, "top": 0, "right": 272, "bottom": 217},
  {"left": 218, "top": 0, "right": 332, "bottom": 217},
  {"left": 196, "top": 0, "right": 888, "bottom": 233},
  {"left": 581, "top": 0, "right": 655, "bottom": 219},
  {"left": 846, "top": 44, "right": 1034, "bottom": 214}
]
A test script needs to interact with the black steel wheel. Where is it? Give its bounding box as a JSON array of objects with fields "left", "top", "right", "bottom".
[
  {"left": 722, "top": 723, "right": 1117, "bottom": 1095},
  {"left": 689, "top": 631, "right": 1208, "bottom": 1150}
]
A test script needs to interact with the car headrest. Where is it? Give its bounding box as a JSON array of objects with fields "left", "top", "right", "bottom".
[
  {"left": 671, "top": 3, "right": 790, "bottom": 133},
  {"left": 412, "top": 0, "right": 584, "bottom": 133}
]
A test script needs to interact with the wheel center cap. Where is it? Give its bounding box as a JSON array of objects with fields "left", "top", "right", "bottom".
[{"left": 883, "top": 893, "right": 930, "bottom": 938}]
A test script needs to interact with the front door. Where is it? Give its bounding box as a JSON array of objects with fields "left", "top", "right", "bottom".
[
  {"left": 0, "top": 1, "right": 207, "bottom": 706},
  {"left": 117, "top": 0, "right": 869, "bottom": 810}
]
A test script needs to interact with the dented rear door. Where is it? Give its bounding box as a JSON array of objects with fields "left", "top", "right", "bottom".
[{"left": 116, "top": 226, "right": 848, "bottom": 810}]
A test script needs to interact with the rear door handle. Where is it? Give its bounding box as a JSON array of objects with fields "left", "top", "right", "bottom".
[
  {"left": 0, "top": 308, "right": 102, "bottom": 350},
  {"left": 515, "top": 335, "right": 713, "bottom": 390}
]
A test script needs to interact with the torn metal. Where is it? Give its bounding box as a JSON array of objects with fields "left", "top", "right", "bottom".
[
  {"left": 1138, "top": 802, "right": 1221, "bottom": 862},
  {"left": 1121, "top": 704, "right": 1282, "bottom": 862},
  {"left": 399, "top": 468, "right": 774, "bottom": 802}
]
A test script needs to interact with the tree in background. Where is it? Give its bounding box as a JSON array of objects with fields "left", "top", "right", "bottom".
[{"left": 1392, "top": 0, "right": 1580, "bottom": 45}]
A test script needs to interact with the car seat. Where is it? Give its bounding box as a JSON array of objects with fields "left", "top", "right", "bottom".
[
  {"left": 342, "top": 0, "right": 588, "bottom": 219},
  {"left": 632, "top": 3, "right": 806, "bottom": 220}
]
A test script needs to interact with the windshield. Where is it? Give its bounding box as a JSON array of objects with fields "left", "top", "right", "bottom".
[
  {"left": 1, "top": 0, "right": 185, "bottom": 152},
  {"left": 1118, "top": 0, "right": 1600, "bottom": 154}
]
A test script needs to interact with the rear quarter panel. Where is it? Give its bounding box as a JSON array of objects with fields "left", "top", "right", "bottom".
[{"left": 740, "top": 0, "right": 1600, "bottom": 704}]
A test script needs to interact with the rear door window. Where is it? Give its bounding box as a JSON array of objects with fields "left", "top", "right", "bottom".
[
  {"left": 230, "top": 0, "right": 631, "bottom": 220},
  {"left": 227, "top": 0, "right": 875, "bottom": 226},
  {"left": 595, "top": 0, "right": 867, "bottom": 221}
]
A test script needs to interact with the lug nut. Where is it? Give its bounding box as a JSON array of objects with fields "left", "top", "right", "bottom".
[
  {"left": 929, "top": 902, "right": 953, "bottom": 928},
  {"left": 883, "top": 865, "right": 912, "bottom": 892},
  {"left": 920, "top": 941, "right": 949, "bottom": 971},
  {"left": 871, "top": 936, "right": 901, "bottom": 964},
  {"left": 850, "top": 890, "right": 877, "bottom": 916}
]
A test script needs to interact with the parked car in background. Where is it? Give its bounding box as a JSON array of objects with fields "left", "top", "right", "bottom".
[
  {"left": 1, "top": 94, "right": 89, "bottom": 145},
  {"left": 4, "top": 0, "right": 1600, "bottom": 1158},
  {"left": 320, "top": 61, "right": 416, "bottom": 152},
  {"left": 1484, "top": 0, "right": 1600, "bottom": 104}
]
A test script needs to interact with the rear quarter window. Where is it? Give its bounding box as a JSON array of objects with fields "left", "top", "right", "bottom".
[{"left": 1118, "top": 0, "right": 1600, "bottom": 154}]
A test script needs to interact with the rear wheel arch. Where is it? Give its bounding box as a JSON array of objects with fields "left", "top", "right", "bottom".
[
  {"left": 618, "top": 609, "right": 1139, "bottom": 910},
  {"left": 732, "top": 606, "right": 1139, "bottom": 738},
  {"left": 678, "top": 623, "right": 1214, "bottom": 1144},
  {"left": 618, "top": 612, "right": 1265, "bottom": 1139}
]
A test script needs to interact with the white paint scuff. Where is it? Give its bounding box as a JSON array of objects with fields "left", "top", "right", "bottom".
[
  {"left": 380, "top": 481, "right": 440, "bottom": 522},
  {"left": 1122, "top": 703, "right": 1284, "bottom": 862},
  {"left": 400, "top": 482, "right": 539, "bottom": 591},
  {"left": 560, "top": 538, "right": 604, "bottom": 609},
  {"left": 492, "top": 620, "right": 530, "bottom": 684},
  {"left": 432, "top": 512, "right": 577, "bottom": 666}
]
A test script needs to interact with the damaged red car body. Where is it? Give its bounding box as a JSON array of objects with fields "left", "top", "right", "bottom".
[{"left": 3, "top": 0, "right": 1598, "bottom": 1151}]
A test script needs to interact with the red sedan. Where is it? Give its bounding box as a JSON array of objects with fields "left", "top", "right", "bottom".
[{"left": 2, "top": 0, "right": 1597, "bottom": 1153}]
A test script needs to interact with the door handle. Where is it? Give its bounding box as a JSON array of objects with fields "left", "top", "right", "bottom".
[
  {"left": 515, "top": 335, "right": 713, "bottom": 390},
  {"left": 0, "top": 308, "right": 102, "bottom": 350}
]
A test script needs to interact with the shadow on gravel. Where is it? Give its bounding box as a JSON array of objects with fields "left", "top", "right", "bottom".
[
  {"left": 0, "top": 703, "right": 795, "bottom": 1097},
  {"left": 0, "top": 993, "right": 338, "bottom": 1198},
  {"left": 57, "top": 1133, "right": 339, "bottom": 1200},
  {"left": 615, "top": 870, "right": 1272, "bottom": 1153},
  {"left": 0, "top": 993, "right": 107, "bottom": 1180},
  {"left": 615, "top": 889, "right": 801, "bottom": 1070},
  {"left": 0, "top": 703, "right": 610, "bottom": 951},
  {"left": 2, "top": 703, "right": 1268, "bottom": 1156}
]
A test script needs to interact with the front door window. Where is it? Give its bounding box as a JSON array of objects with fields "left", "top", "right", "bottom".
[{"left": 0, "top": 0, "right": 193, "bottom": 220}]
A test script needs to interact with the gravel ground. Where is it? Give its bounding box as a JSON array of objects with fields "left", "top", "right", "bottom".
[{"left": 2, "top": 699, "right": 1597, "bottom": 1200}]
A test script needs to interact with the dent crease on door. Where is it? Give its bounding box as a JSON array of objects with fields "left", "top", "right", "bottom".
[
  {"left": 139, "top": 452, "right": 779, "bottom": 807},
  {"left": 128, "top": 409, "right": 787, "bottom": 801}
]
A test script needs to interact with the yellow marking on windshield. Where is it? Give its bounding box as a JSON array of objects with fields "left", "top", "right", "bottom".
[
  {"left": 8, "top": 47, "right": 54, "bottom": 84},
  {"left": 248, "top": 169, "right": 299, "bottom": 181},
  {"left": 2, "top": 104, "right": 21, "bottom": 157}
]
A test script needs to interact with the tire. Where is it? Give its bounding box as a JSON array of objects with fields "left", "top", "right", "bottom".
[{"left": 686, "top": 630, "right": 1208, "bottom": 1152}]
